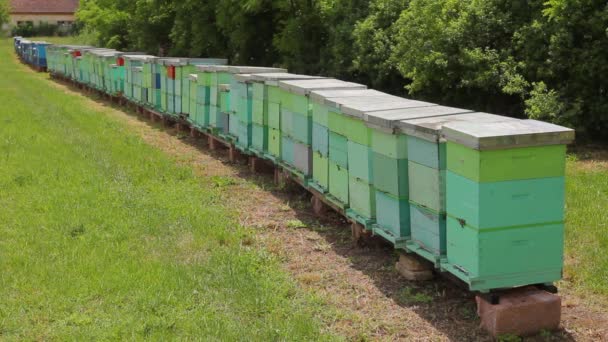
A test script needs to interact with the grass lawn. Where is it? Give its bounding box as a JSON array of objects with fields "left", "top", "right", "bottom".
[
  {"left": 564, "top": 152, "right": 608, "bottom": 298},
  {"left": 0, "top": 39, "right": 331, "bottom": 340}
]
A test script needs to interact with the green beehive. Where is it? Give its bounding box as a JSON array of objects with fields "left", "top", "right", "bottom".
[
  {"left": 187, "top": 74, "right": 199, "bottom": 126},
  {"left": 197, "top": 66, "right": 285, "bottom": 137},
  {"left": 84, "top": 48, "right": 114, "bottom": 87},
  {"left": 123, "top": 55, "right": 156, "bottom": 103},
  {"left": 86, "top": 49, "right": 116, "bottom": 90},
  {"left": 141, "top": 57, "right": 161, "bottom": 110},
  {"left": 248, "top": 73, "right": 323, "bottom": 134},
  {"left": 160, "top": 58, "right": 228, "bottom": 119},
  {"left": 278, "top": 79, "right": 367, "bottom": 124},
  {"left": 244, "top": 72, "right": 328, "bottom": 160},
  {"left": 440, "top": 120, "right": 574, "bottom": 292},
  {"left": 395, "top": 112, "right": 517, "bottom": 263},
  {"left": 222, "top": 66, "right": 287, "bottom": 143},
  {"left": 277, "top": 79, "right": 367, "bottom": 177},
  {"left": 308, "top": 89, "right": 385, "bottom": 194},
  {"left": 351, "top": 105, "right": 482, "bottom": 244}
]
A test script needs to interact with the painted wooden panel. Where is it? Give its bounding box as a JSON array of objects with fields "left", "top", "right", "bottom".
[
  {"left": 312, "top": 123, "right": 329, "bottom": 157},
  {"left": 252, "top": 98, "right": 265, "bottom": 125},
  {"left": 251, "top": 123, "right": 267, "bottom": 152},
  {"left": 267, "top": 85, "right": 282, "bottom": 104},
  {"left": 281, "top": 135, "right": 295, "bottom": 166},
  {"left": 252, "top": 82, "right": 265, "bottom": 100},
  {"left": 313, "top": 152, "right": 329, "bottom": 190},
  {"left": 268, "top": 102, "right": 281, "bottom": 129},
  {"left": 445, "top": 216, "right": 563, "bottom": 291},
  {"left": 407, "top": 136, "right": 446, "bottom": 170},
  {"left": 268, "top": 128, "right": 281, "bottom": 158},
  {"left": 294, "top": 142, "right": 313, "bottom": 176},
  {"left": 219, "top": 91, "right": 231, "bottom": 113},
  {"left": 446, "top": 171, "right": 565, "bottom": 230},
  {"left": 408, "top": 161, "right": 446, "bottom": 213},
  {"left": 347, "top": 141, "right": 373, "bottom": 183},
  {"left": 237, "top": 122, "right": 251, "bottom": 149},
  {"left": 228, "top": 113, "right": 239, "bottom": 137},
  {"left": 375, "top": 190, "right": 411, "bottom": 239},
  {"left": 329, "top": 132, "right": 348, "bottom": 169},
  {"left": 283, "top": 92, "right": 309, "bottom": 114},
  {"left": 281, "top": 110, "right": 294, "bottom": 137},
  {"left": 446, "top": 142, "right": 567, "bottom": 183},
  {"left": 312, "top": 102, "right": 330, "bottom": 126},
  {"left": 329, "top": 161, "right": 349, "bottom": 204},
  {"left": 372, "top": 152, "right": 408, "bottom": 198},
  {"left": 371, "top": 130, "right": 408, "bottom": 159},
  {"left": 349, "top": 176, "right": 376, "bottom": 219},
  {"left": 292, "top": 111, "right": 311, "bottom": 145},
  {"left": 410, "top": 204, "right": 446, "bottom": 256}
]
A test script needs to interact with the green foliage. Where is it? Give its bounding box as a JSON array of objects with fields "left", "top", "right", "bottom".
[
  {"left": 75, "top": 0, "right": 608, "bottom": 141},
  {"left": 11, "top": 22, "right": 78, "bottom": 37},
  {"left": 0, "top": 0, "right": 8, "bottom": 28}
]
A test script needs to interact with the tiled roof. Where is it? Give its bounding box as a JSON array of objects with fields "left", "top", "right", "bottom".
[{"left": 10, "top": 0, "right": 79, "bottom": 14}]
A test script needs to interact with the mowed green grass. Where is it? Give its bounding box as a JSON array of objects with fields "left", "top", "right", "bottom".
[
  {"left": 0, "top": 39, "right": 331, "bottom": 339},
  {"left": 564, "top": 155, "right": 608, "bottom": 298}
]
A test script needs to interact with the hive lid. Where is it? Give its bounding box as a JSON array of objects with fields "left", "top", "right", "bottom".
[
  {"left": 159, "top": 58, "right": 189, "bottom": 66},
  {"left": 85, "top": 48, "right": 115, "bottom": 55},
  {"left": 234, "top": 74, "right": 252, "bottom": 82},
  {"left": 363, "top": 103, "right": 451, "bottom": 128},
  {"left": 195, "top": 65, "right": 216, "bottom": 72},
  {"left": 225, "top": 66, "right": 287, "bottom": 74},
  {"left": 338, "top": 97, "right": 433, "bottom": 120},
  {"left": 442, "top": 119, "right": 575, "bottom": 150},
  {"left": 90, "top": 50, "right": 119, "bottom": 56},
  {"left": 249, "top": 73, "right": 325, "bottom": 86},
  {"left": 250, "top": 72, "right": 322, "bottom": 81},
  {"left": 278, "top": 79, "right": 366, "bottom": 96},
  {"left": 309, "top": 89, "right": 386, "bottom": 105},
  {"left": 123, "top": 54, "right": 157, "bottom": 61},
  {"left": 188, "top": 74, "right": 198, "bottom": 81},
  {"left": 397, "top": 112, "right": 515, "bottom": 142},
  {"left": 160, "top": 57, "right": 223, "bottom": 66}
]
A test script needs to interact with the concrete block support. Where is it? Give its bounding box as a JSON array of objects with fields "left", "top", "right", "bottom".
[{"left": 476, "top": 287, "right": 561, "bottom": 337}]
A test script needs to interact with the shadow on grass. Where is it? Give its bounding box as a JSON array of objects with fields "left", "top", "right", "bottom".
[{"left": 51, "top": 76, "right": 577, "bottom": 342}]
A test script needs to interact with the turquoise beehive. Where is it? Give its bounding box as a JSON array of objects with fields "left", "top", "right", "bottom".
[{"left": 440, "top": 119, "right": 574, "bottom": 292}]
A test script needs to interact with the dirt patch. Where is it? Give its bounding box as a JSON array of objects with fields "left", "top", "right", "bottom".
[{"left": 47, "top": 77, "right": 608, "bottom": 341}]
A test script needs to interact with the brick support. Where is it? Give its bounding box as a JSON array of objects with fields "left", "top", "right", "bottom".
[{"left": 476, "top": 287, "right": 561, "bottom": 337}]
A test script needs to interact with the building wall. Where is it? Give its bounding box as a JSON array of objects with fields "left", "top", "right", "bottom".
[{"left": 10, "top": 13, "right": 75, "bottom": 26}]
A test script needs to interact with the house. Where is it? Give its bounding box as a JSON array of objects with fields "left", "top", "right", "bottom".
[{"left": 8, "top": 0, "right": 79, "bottom": 28}]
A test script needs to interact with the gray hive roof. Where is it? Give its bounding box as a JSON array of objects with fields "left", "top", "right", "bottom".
[{"left": 442, "top": 119, "right": 575, "bottom": 150}]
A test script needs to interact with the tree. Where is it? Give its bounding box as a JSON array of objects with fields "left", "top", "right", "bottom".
[
  {"left": 0, "top": 0, "right": 10, "bottom": 29},
  {"left": 74, "top": 0, "right": 608, "bottom": 141}
]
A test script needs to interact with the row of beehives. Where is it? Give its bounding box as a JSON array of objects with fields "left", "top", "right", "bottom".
[
  {"left": 13, "top": 37, "right": 50, "bottom": 69},
  {"left": 22, "top": 39, "right": 575, "bottom": 293}
]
